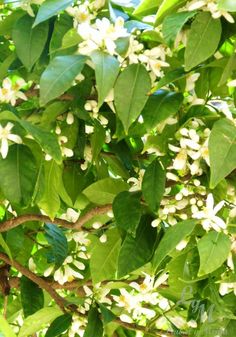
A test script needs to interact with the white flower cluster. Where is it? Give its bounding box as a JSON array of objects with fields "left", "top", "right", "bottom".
[
  {"left": 187, "top": 0, "right": 234, "bottom": 23},
  {"left": 0, "top": 78, "right": 27, "bottom": 106},
  {"left": 112, "top": 273, "right": 170, "bottom": 323}
]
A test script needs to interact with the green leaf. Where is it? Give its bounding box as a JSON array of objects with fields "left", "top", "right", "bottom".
[
  {"left": 142, "top": 159, "right": 166, "bottom": 212},
  {"left": 45, "top": 224, "right": 68, "bottom": 268},
  {"left": 12, "top": 15, "right": 49, "bottom": 70},
  {"left": 0, "top": 233, "right": 12, "bottom": 259},
  {"left": 0, "top": 53, "right": 16, "bottom": 82},
  {"left": 99, "top": 303, "right": 116, "bottom": 324},
  {"left": 155, "top": 0, "right": 187, "bottom": 25},
  {"left": 0, "top": 144, "right": 37, "bottom": 206},
  {"left": 0, "top": 315, "right": 17, "bottom": 337},
  {"left": 21, "top": 121, "right": 62, "bottom": 163},
  {"left": 218, "top": 0, "right": 236, "bottom": 11},
  {"left": 45, "top": 314, "right": 72, "bottom": 337},
  {"left": 118, "top": 216, "right": 157, "bottom": 277},
  {"left": 6, "top": 228, "right": 34, "bottom": 265},
  {"left": 185, "top": 12, "right": 222, "bottom": 71},
  {"left": 218, "top": 53, "right": 236, "bottom": 86},
  {"left": 91, "top": 121, "right": 106, "bottom": 161},
  {"left": 40, "top": 55, "right": 86, "bottom": 106},
  {"left": 61, "top": 28, "right": 82, "bottom": 50},
  {"left": 198, "top": 231, "right": 231, "bottom": 276},
  {"left": 152, "top": 220, "right": 196, "bottom": 271},
  {"left": 0, "top": 10, "right": 24, "bottom": 36},
  {"left": 113, "top": 191, "right": 141, "bottom": 236},
  {"left": 114, "top": 63, "right": 151, "bottom": 133},
  {"left": 154, "top": 68, "right": 186, "bottom": 90},
  {"left": 133, "top": 0, "right": 161, "bottom": 16},
  {"left": 90, "top": 228, "right": 121, "bottom": 284},
  {"left": 209, "top": 118, "right": 236, "bottom": 188},
  {"left": 20, "top": 277, "right": 44, "bottom": 318},
  {"left": 162, "top": 11, "right": 196, "bottom": 47},
  {"left": 38, "top": 161, "right": 61, "bottom": 219},
  {"left": 91, "top": 51, "right": 120, "bottom": 107},
  {"left": 142, "top": 90, "right": 183, "bottom": 131},
  {"left": 18, "top": 307, "right": 62, "bottom": 337},
  {"left": 83, "top": 178, "right": 129, "bottom": 205},
  {"left": 33, "top": 0, "right": 74, "bottom": 27},
  {"left": 84, "top": 307, "right": 103, "bottom": 337}
]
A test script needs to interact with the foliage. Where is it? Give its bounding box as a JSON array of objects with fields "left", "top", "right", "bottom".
[{"left": 0, "top": 1, "right": 236, "bottom": 337}]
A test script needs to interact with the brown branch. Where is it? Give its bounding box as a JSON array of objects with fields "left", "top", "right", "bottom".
[
  {"left": 0, "top": 204, "right": 112, "bottom": 233},
  {"left": 0, "top": 252, "right": 67, "bottom": 312}
]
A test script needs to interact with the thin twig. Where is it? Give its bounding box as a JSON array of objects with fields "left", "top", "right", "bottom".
[{"left": 0, "top": 204, "right": 112, "bottom": 233}]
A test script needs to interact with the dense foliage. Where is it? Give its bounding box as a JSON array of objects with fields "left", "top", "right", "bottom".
[{"left": 1, "top": 0, "right": 236, "bottom": 336}]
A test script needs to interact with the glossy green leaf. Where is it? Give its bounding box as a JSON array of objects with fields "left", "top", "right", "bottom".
[
  {"left": 113, "top": 191, "right": 141, "bottom": 236},
  {"left": 91, "top": 51, "right": 120, "bottom": 107},
  {"left": 18, "top": 307, "right": 62, "bottom": 337},
  {"left": 33, "top": 0, "right": 74, "bottom": 26},
  {"left": 20, "top": 277, "right": 44, "bottom": 318},
  {"left": 162, "top": 11, "right": 196, "bottom": 47},
  {"left": 83, "top": 178, "right": 129, "bottom": 205},
  {"left": 12, "top": 15, "right": 49, "bottom": 70},
  {"left": 90, "top": 228, "right": 121, "bottom": 284},
  {"left": 40, "top": 55, "right": 86, "bottom": 105},
  {"left": 0, "top": 144, "right": 37, "bottom": 206},
  {"left": 152, "top": 220, "right": 196, "bottom": 271},
  {"left": 84, "top": 307, "right": 103, "bottom": 337},
  {"left": 142, "top": 90, "right": 183, "bottom": 131},
  {"left": 198, "top": 231, "right": 231, "bottom": 276},
  {"left": 45, "top": 224, "right": 68, "bottom": 268},
  {"left": 142, "top": 159, "right": 166, "bottom": 212},
  {"left": 185, "top": 12, "right": 222, "bottom": 71},
  {"left": 114, "top": 63, "right": 151, "bottom": 133},
  {"left": 61, "top": 28, "right": 82, "bottom": 50},
  {"left": 45, "top": 314, "right": 72, "bottom": 337},
  {"left": 133, "top": 0, "right": 161, "bottom": 16},
  {"left": 118, "top": 216, "right": 157, "bottom": 277},
  {"left": 21, "top": 121, "right": 62, "bottom": 163},
  {"left": 0, "top": 315, "right": 17, "bottom": 337},
  {"left": 209, "top": 119, "right": 236, "bottom": 188},
  {"left": 155, "top": 0, "right": 187, "bottom": 25}
]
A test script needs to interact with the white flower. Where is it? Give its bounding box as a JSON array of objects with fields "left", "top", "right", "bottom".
[
  {"left": 0, "top": 122, "right": 22, "bottom": 159},
  {"left": 193, "top": 193, "right": 226, "bottom": 231},
  {"left": 127, "top": 169, "right": 145, "bottom": 191},
  {"left": 219, "top": 282, "right": 236, "bottom": 296},
  {"left": 60, "top": 208, "right": 80, "bottom": 222},
  {"left": 0, "top": 78, "right": 27, "bottom": 106},
  {"left": 99, "top": 234, "right": 107, "bottom": 243},
  {"left": 66, "top": 112, "right": 74, "bottom": 125},
  {"left": 58, "top": 136, "right": 73, "bottom": 157}
]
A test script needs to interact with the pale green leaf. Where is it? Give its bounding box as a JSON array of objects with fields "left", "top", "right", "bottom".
[
  {"left": 90, "top": 228, "right": 121, "bottom": 284},
  {"left": 0, "top": 315, "right": 17, "bottom": 337},
  {"left": 83, "top": 178, "right": 129, "bottom": 205},
  {"left": 198, "top": 231, "right": 231, "bottom": 276},
  {"left": 133, "top": 0, "right": 161, "bottom": 16},
  {"left": 152, "top": 220, "right": 196, "bottom": 271},
  {"left": 185, "top": 12, "right": 222, "bottom": 71},
  {"left": 218, "top": 0, "right": 236, "bottom": 11},
  {"left": 18, "top": 307, "right": 62, "bottom": 337},
  {"left": 155, "top": 0, "right": 187, "bottom": 25},
  {"left": 91, "top": 51, "right": 120, "bottom": 107},
  {"left": 114, "top": 63, "right": 151, "bottom": 133},
  {"left": 209, "top": 118, "right": 236, "bottom": 188}
]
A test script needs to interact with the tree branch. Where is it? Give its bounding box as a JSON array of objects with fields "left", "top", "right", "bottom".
[
  {"left": 0, "top": 252, "right": 68, "bottom": 312},
  {"left": 0, "top": 204, "right": 112, "bottom": 233}
]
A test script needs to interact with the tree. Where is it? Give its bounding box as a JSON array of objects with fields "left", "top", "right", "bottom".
[{"left": 0, "top": 0, "right": 236, "bottom": 336}]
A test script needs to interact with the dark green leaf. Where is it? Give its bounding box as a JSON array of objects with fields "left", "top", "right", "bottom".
[
  {"left": 33, "top": 0, "right": 74, "bottom": 27},
  {"left": 99, "top": 303, "right": 116, "bottom": 324},
  {"left": 113, "top": 191, "right": 141, "bottom": 236},
  {"left": 142, "top": 159, "right": 166, "bottom": 212},
  {"left": 45, "top": 224, "right": 68, "bottom": 268},
  {"left": 84, "top": 307, "right": 103, "bottom": 337},
  {"left": 45, "top": 314, "right": 72, "bottom": 337},
  {"left": 142, "top": 90, "right": 183, "bottom": 131},
  {"left": 20, "top": 277, "right": 44, "bottom": 318},
  {"left": 118, "top": 216, "right": 157, "bottom": 277},
  {"left": 12, "top": 15, "right": 49, "bottom": 70}
]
